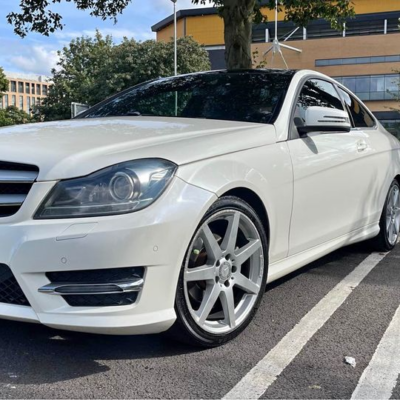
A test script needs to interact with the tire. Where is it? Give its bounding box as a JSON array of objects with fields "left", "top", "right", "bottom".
[
  {"left": 168, "top": 196, "right": 269, "bottom": 348},
  {"left": 371, "top": 179, "right": 400, "bottom": 252}
]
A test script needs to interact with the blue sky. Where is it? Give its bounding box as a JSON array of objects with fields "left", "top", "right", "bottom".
[{"left": 0, "top": 0, "right": 209, "bottom": 76}]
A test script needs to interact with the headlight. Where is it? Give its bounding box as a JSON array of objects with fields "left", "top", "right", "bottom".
[{"left": 35, "top": 159, "right": 177, "bottom": 219}]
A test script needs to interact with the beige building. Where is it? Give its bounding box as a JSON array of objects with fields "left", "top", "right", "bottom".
[{"left": 0, "top": 72, "right": 51, "bottom": 113}]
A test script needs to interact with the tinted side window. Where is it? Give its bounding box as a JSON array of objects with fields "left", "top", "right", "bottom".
[
  {"left": 338, "top": 88, "right": 375, "bottom": 128},
  {"left": 294, "top": 79, "right": 344, "bottom": 126}
]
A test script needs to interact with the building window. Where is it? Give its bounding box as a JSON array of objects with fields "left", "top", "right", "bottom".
[
  {"left": 36, "top": 84, "right": 41, "bottom": 96},
  {"left": 42, "top": 85, "right": 48, "bottom": 96},
  {"left": 31, "top": 83, "right": 35, "bottom": 95},
  {"left": 371, "top": 76, "right": 385, "bottom": 93},
  {"left": 253, "top": 13, "right": 400, "bottom": 44},
  {"left": 18, "top": 82, "right": 24, "bottom": 93},
  {"left": 0, "top": 97, "right": 2, "bottom": 109},
  {"left": 4, "top": 95, "right": 8, "bottom": 108},
  {"left": 11, "top": 95, "right": 16, "bottom": 106},
  {"left": 25, "top": 83, "right": 30, "bottom": 94},
  {"left": 10, "top": 81, "right": 17, "bottom": 92},
  {"left": 37, "top": 98, "right": 41, "bottom": 106},
  {"left": 31, "top": 97, "right": 36, "bottom": 107},
  {"left": 316, "top": 54, "right": 400, "bottom": 67},
  {"left": 382, "top": 120, "right": 400, "bottom": 139},
  {"left": 335, "top": 74, "right": 400, "bottom": 101},
  {"left": 27, "top": 96, "right": 31, "bottom": 112},
  {"left": 19, "top": 96, "right": 24, "bottom": 110},
  {"left": 355, "top": 77, "right": 370, "bottom": 96}
]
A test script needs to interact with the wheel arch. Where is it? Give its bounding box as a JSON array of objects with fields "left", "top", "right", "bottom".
[
  {"left": 177, "top": 151, "right": 292, "bottom": 263},
  {"left": 220, "top": 187, "right": 270, "bottom": 242}
]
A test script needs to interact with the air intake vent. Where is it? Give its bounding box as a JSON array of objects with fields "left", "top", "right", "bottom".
[
  {"left": 43, "top": 267, "right": 145, "bottom": 307},
  {"left": 0, "top": 264, "right": 30, "bottom": 306},
  {"left": 0, "top": 161, "right": 39, "bottom": 218},
  {"left": 62, "top": 292, "right": 140, "bottom": 307},
  {"left": 46, "top": 267, "right": 144, "bottom": 284}
]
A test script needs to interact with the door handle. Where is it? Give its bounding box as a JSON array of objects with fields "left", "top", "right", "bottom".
[{"left": 357, "top": 140, "right": 368, "bottom": 152}]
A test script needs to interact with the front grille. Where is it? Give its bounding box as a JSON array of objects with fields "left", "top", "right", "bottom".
[
  {"left": 0, "top": 183, "right": 33, "bottom": 195},
  {"left": 0, "top": 161, "right": 38, "bottom": 172},
  {"left": 0, "top": 161, "right": 39, "bottom": 218},
  {"left": 46, "top": 267, "right": 145, "bottom": 307},
  {"left": 0, "top": 264, "right": 30, "bottom": 306}
]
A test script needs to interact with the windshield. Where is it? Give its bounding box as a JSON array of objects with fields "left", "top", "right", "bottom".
[{"left": 80, "top": 71, "right": 294, "bottom": 124}]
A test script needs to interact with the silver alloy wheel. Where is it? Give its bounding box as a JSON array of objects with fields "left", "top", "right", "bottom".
[
  {"left": 386, "top": 184, "right": 400, "bottom": 246},
  {"left": 183, "top": 209, "right": 264, "bottom": 335}
]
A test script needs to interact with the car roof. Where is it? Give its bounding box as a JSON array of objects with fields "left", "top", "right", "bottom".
[{"left": 175, "top": 69, "right": 298, "bottom": 79}]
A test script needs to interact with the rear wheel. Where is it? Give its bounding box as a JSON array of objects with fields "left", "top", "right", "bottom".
[
  {"left": 170, "top": 196, "right": 268, "bottom": 347},
  {"left": 371, "top": 180, "right": 400, "bottom": 251}
]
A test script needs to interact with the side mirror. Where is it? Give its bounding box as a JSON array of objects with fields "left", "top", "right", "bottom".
[{"left": 296, "top": 106, "right": 351, "bottom": 137}]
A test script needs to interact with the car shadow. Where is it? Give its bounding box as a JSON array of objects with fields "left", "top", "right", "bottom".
[
  {"left": 0, "top": 243, "right": 373, "bottom": 386},
  {"left": 0, "top": 319, "right": 199, "bottom": 385}
]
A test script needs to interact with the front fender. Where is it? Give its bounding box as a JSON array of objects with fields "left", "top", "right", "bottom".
[{"left": 176, "top": 143, "right": 293, "bottom": 264}]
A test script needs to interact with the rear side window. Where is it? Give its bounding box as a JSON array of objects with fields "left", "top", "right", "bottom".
[{"left": 338, "top": 88, "right": 375, "bottom": 128}]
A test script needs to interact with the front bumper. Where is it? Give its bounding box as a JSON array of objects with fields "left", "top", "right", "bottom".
[{"left": 0, "top": 177, "right": 216, "bottom": 335}]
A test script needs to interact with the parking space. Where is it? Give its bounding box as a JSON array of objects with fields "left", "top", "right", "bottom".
[{"left": 0, "top": 242, "right": 398, "bottom": 399}]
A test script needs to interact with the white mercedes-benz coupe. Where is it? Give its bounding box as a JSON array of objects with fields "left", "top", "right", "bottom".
[{"left": 0, "top": 69, "right": 399, "bottom": 347}]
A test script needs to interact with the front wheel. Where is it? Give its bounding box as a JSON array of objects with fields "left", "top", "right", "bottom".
[
  {"left": 371, "top": 179, "right": 400, "bottom": 252},
  {"left": 170, "top": 196, "right": 268, "bottom": 347}
]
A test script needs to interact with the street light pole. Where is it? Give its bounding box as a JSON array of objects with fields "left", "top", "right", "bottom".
[
  {"left": 171, "top": 0, "right": 178, "bottom": 116},
  {"left": 171, "top": 0, "right": 177, "bottom": 76}
]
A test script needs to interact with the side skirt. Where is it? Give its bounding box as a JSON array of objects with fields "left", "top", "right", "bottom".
[{"left": 267, "top": 223, "right": 379, "bottom": 284}]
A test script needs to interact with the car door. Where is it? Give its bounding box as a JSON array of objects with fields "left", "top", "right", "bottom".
[
  {"left": 287, "top": 78, "right": 376, "bottom": 256},
  {"left": 337, "top": 87, "right": 388, "bottom": 227}
]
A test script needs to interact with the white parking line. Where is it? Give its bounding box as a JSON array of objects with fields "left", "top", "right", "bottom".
[
  {"left": 223, "top": 252, "right": 388, "bottom": 400},
  {"left": 351, "top": 305, "right": 400, "bottom": 400}
]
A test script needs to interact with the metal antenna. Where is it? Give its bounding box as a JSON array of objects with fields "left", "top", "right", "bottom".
[{"left": 263, "top": 0, "right": 302, "bottom": 69}]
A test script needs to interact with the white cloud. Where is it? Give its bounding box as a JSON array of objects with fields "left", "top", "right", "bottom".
[
  {"left": 153, "top": 0, "right": 212, "bottom": 12},
  {"left": 50, "top": 1, "right": 211, "bottom": 43},
  {"left": 9, "top": 46, "right": 59, "bottom": 75},
  {"left": 179, "top": 0, "right": 213, "bottom": 9},
  {"left": 55, "top": 27, "right": 155, "bottom": 42}
]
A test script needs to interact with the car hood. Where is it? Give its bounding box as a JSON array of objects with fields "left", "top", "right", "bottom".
[{"left": 0, "top": 117, "right": 277, "bottom": 181}]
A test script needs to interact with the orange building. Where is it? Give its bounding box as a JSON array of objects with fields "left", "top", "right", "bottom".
[{"left": 152, "top": 0, "right": 400, "bottom": 135}]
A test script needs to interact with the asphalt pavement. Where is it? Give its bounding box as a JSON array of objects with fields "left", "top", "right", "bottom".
[{"left": 0, "top": 242, "right": 399, "bottom": 399}]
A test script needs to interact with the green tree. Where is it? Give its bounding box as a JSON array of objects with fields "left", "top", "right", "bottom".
[
  {"left": 38, "top": 33, "right": 210, "bottom": 121},
  {"left": 0, "top": 106, "right": 32, "bottom": 127},
  {"left": 0, "top": 67, "right": 8, "bottom": 98},
  {"left": 37, "top": 31, "right": 114, "bottom": 121},
  {"left": 7, "top": 0, "right": 355, "bottom": 69}
]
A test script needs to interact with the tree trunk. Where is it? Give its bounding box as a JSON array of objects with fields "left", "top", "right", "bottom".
[{"left": 221, "top": 0, "right": 256, "bottom": 70}]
